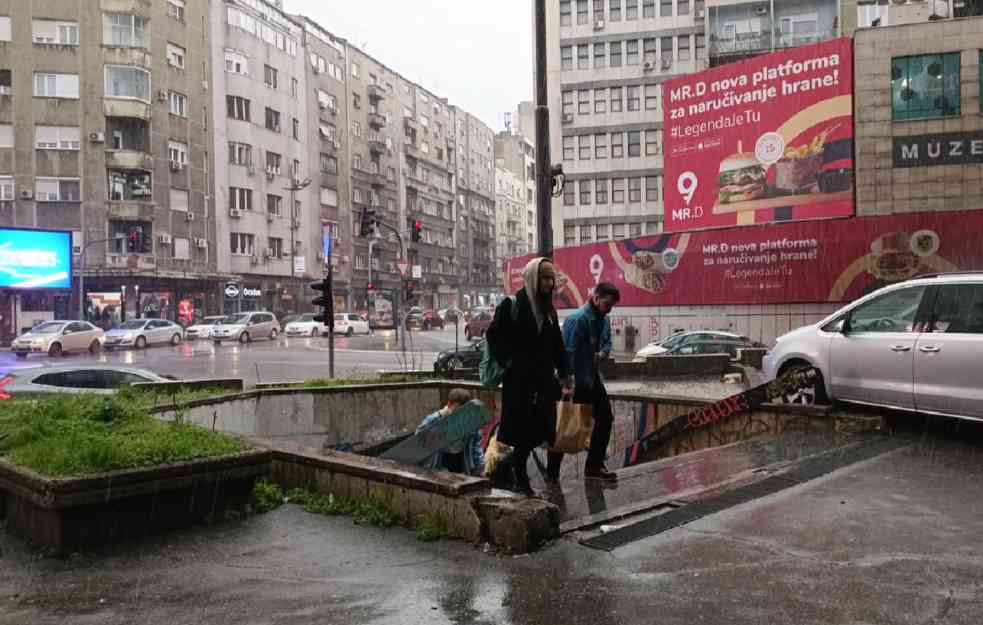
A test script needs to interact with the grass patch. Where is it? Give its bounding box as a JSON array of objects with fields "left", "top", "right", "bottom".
[
  {"left": 0, "top": 389, "right": 247, "bottom": 478},
  {"left": 415, "top": 513, "right": 450, "bottom": 542},
  {"left": 251, "top": 480, "right": 286, "bottom": 513},
  {"left": 266, "top": 375, "right": 433, "bottom": 390}
]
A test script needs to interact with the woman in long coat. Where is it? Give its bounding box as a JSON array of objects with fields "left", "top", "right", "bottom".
[{"left": 486, "top": 257, "right": 573, "bottom": 495}]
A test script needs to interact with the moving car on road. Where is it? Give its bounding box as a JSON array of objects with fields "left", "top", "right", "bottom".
[
  {"left": 211, "top": 312, "right": 279, "bottom": 344},
  {"left": 105, "top": 319, "right": 184, "bottom": 350},
  {"left": 285, "top": 313, "right": 328, "bottom": 337},
  {"left": 632, "top": 331, "right": 750, "bottom": 362},
  {"left": 3, "top": 365, "right": 172, "bottom": 395},
  {"left": 11, "top": 321, "right": 104, "bottom": 358},
  {"left": 763, "top": 272, "right": 983, "bottom": 420},
  {"left": 438, "top": 307, "right": 463, "bottom": 324},
  {"left": 421, "top": 310, "right": 445, "bottom": 330},
  {"left": 434, "top": 339, "right": 485, "bottom": 376},
  {"left": 334, "top": 313, "right": 370, "bottom": 337},
  {"left": 185, "top": 315, "right": 227, "bottom": 340},
  {"left": 464, "top": 310, "right": 493, "bottom": 341}
]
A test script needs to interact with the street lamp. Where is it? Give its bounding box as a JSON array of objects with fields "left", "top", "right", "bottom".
[
  {"left": 78, "top": 236, "right": 122, "bottom": 321},
  {"left": 284, "top": 177, "right": 312, "bottom": 281}
]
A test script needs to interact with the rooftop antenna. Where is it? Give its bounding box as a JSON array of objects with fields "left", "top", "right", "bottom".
[{"left": 504, "top": 111, "right": 512, "bottom": 134}]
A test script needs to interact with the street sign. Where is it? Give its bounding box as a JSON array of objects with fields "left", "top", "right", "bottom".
[
  {"left": 397, "top": 260, "right": 409, "bottom": 277},
  {"left": 294, "top": 255, "right": 306, "bottom": 275},
  {"left": 411, "top": 264, "right": 422, "bottom": 279},
  {"left": 322, "top": 228, "right": 333, "bottom": 269},
  {"left": 224, "top": 282, "right": 241, "bottom": 299}
]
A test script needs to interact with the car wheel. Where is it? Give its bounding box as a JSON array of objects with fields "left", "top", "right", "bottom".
[
  {"left": 270, "top": 329, "right": 278, "bottom": 341},
  {"left": 310, "top": 327, "right": 319, "bottom": 337},
  {"left": 776, "top": 362, "right": 829, "bottom": 406},
  {"left": 447, "top": 356, "right": 464, "bottom": 370},
  {"left": 135, "top": 336, "right": 147, "bottom": 350},
  {"left": 239, "top": 332, "right": 250, "bottom": 344},
  {"left": 170, "top": 334, "right": 181, "bottom": 346},
  {"left": 15, "top": 352, "right": 27, "bottom": 359},
  {"left": 88, "top": 340, "right": 101, "bottom": 354},
  {"left": 48, "top": 342, "right": 62, "bottom": 358},
  {"left": 213, "top": 340, "right": 222, "bottom": 346},
  {"left": 346, "top": 327, "right": 354, "bottom": 337}
]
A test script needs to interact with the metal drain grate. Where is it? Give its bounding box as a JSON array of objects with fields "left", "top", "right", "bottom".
[{"left": 581, "top": 438, "right": 906, "bottom": 551}]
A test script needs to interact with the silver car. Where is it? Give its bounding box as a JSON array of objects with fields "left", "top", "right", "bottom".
[
  {"left": 4, "top": 365, "right": 171, "bottom": 395},
  {"left": 210, "top": 311, "right": 279, "bottom": 344},
  {"left": 104, "top": 319, "right": 185, "bottom": 350},
  {"left": 763, "top": 273, "right": 983, "bottom": 421},
  {"left": 11, "top": 321, "right": 104, "bottom": 358}
]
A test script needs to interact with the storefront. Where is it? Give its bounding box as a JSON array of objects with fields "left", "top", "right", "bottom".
[{"left": 0, "top": 228, "right": 74, "bottom": 345}]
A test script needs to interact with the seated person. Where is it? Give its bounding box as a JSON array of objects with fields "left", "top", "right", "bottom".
[{"left": 416, "top": 388, "right": 485, "bottom": 476}]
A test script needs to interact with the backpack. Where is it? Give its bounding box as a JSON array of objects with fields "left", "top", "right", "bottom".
[{"left": 479, "top": 295, "right": 518, "bottom": 388}]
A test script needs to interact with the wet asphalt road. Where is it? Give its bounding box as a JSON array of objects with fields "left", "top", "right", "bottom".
[{"left": 0, "top": 326, "right": 474, "bottom": 386}]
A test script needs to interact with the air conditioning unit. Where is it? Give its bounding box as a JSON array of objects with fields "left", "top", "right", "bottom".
[
  {"left": 643, "top": 60, "right": 655, "bottom": 72},
  {"left": 594, "top": 19, "right": 605, "bottom": 30},
  {"left": 185, "top": 211, "right": 195, "bottom": 222},
  {"left": 19, "top": 190, "right": 33, "bottom": 200},
  {"left": 89, "top": 131, "right": 105, "bottom": 143},
  {"left": 195, "top": 237, "right": 207, "bottom": 249},
  {"left": 755, "top": 5, "right": 768, "bottom": 14},
  {"left": 158, "top": 89, "right": 168, "bottom": 102},
  {"left": 158, "top": 234, "right": 172, "bottom": 245},
  {"left": 264, "top": 248, "right": 275, "bottom": 258},
  {"left": 250, "top": 255, "right": 260, "bottom": 265},
  {"left": 229, "top": 208, "right": 243, "bottom": 218},
  {"left": 562, "top": 113, "right": 574, "bottom": 124},
  {"left": 661, "top": 58, "right": 672, "bottom": 70},
  {"left": 169, "top": 160, "right": 184, "bottom": 172},
  {"left": 695, "top": 8, "right": 705, "bottom": 18}
]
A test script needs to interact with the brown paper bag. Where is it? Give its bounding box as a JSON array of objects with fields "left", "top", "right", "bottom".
[{"left": 549, "top": 400, "right": 593, "bottom": 453}]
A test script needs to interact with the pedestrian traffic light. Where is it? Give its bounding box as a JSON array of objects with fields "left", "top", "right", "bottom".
[
  {"left": 367, "top": 282, "right": 375, "bottom": 292},
  {"left": 311, "top": 275, "right": 333, "bottom": 324},
  {"left": 360, "top": 207, "right": 377, "bottom": 237},
  {"left": 411, "top": 220, "right": 423, "bottom": 242},
  {"left": 404, "top": 280, "right": 415, "bottom": 301}
]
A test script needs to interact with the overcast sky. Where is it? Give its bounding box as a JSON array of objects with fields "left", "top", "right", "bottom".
[{"left": 286, "top": 0, "right": 533, "bottom": 132}]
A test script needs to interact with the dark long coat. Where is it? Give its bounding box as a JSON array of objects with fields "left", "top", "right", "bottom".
[{"left": 486, "top": 288, "right": 572, "bottom": 450}]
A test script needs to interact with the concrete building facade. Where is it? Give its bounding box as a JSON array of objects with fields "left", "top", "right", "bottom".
[
  {"left": 494, "top": 165, "right": 526, "bottom": 284},
  {"left": 495, "top": 131, "right": 537, "bottom": 257},
  {"left": 455, "top": 109, "right": 498, "bottom": 307}
]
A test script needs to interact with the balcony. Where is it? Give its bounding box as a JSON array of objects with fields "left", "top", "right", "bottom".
[
  {"left": 105, "top": 149, "right": 153, "bottom": 171},
  {"left": 367, "top": 133, "right": 387, "bottom": 153},
  {"left": 368, "top": 164, "right": 388, "bottom": 189},
  {"left": 368, "top": 112, "right": 386, "bottom": 129},
  {"left": 403, "top": 115, "right": 418, "bottom": 130},
  {"left": 103, "top": 98, "right": 152, "bottom": 121},
  {"left": 108, "top": 169, "right": 152, "bottom": 203},
  {"left": 367, "top": 84, "right": 385, "bottom": 101},
  {"left": 709, "top": 31, "right": 772, "bottom": 58},
  {"left": 102, "top": 46, "right": 152, "bottom": 69}
]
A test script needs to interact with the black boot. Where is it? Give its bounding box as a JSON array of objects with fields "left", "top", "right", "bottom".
[{"left": 512, "top": 447, "right": 534, "bottom": 496}]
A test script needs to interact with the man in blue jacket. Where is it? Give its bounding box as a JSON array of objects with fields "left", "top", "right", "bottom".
[{"left": 550, "top": 282, "right": 620, "bottom": 482}]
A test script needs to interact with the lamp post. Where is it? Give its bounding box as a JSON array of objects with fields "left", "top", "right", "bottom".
[
  {"left": 78, "top": 236, "right": 120, "bottom": 321},
  {"left": 284, "top": 177, "right": 312, "bottom": 283}
]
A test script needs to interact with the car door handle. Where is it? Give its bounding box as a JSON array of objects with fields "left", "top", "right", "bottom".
[
  {"left": 890, "top": 345, "right": 911, "bottom": 352},
  {"left": 918, "top": 345, "right": 941, "bottom": 353}
]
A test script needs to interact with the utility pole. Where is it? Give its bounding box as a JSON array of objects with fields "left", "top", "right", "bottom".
[
  {"left": 285, "top": 177, "right": 312, "bottom": 292},
  {"left": 534, "top": 0, "right": 554, "bottom": 258}
]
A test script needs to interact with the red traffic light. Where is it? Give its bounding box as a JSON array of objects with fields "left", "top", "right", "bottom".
[{"left": 367, "top": 283, "right": 375, "bottom": 291}]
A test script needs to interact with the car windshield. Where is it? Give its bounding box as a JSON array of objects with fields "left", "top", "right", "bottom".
[
  {"left": 205, "top": 318, "right": 226, "bottom": 325},
  {"left": 295, "top": 314, "right": 317, "bottom": 322},
  {"left": 660, "top": 333, "right": 688, "bottom": 348},
  {"left": 221, "top": 314, "right": 249, "bottom": 325},
  {"left": 30, "top": 322, "right": 66, "bottom": 335},
  {"left": 120, "top": 320, "right": 147, "bottom": 330}
]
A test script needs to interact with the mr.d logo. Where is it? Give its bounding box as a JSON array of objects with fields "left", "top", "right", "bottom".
[{"left": 224, "top": 283, "right": 241, "bottom": 299}]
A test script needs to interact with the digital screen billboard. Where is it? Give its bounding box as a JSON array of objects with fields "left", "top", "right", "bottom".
[
  {"left": 0, "top": 228, "right": 73, "bottom": 289},
  {"left": 663, "top": 38, "right": 855, "bottom": 233}
]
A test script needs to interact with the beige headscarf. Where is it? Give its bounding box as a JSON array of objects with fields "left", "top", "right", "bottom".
[{"left": 522, "top": 257, "right": 549, "bottom": 332}]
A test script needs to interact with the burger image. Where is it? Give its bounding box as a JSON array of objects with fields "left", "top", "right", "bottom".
[
  {"left": 868, "top": 232, "right": 920, "bottom": 282},
  {"left": 717, "top": 153, "right": 766, "bottom": 205}
]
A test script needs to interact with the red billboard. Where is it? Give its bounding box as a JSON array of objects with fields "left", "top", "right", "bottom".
[
  {"left": 505, "top": 211, "right": 983, "bottom": 309},
  {"left": 663, "top": 38, "right": 854, "bottom": 233}
]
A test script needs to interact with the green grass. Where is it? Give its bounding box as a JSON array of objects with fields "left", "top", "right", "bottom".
[
  {"left": 0, "top": 389, "right": 248, "bottom": 478},
  {"left": 251, "top": 480, "right": 286, "bottom": 513},
  {"left": 415, "top": 513, "right": 450, "bottom": 542}
]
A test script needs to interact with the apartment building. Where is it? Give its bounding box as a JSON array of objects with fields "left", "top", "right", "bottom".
[
  {"left": 548, "top": 0, "right": 708, "bottom": 250},
  {"left": 454, "top": 109, "right": 498, "bottom": 307},
  {"left": 495, "top": 131, "right": 537, "bottom": 256},
  {"left": 495, "top": 166, "right": 527, "bottom": 286},
  {"left": 0, "top": 0, "right": 219, "bottom": 338}
]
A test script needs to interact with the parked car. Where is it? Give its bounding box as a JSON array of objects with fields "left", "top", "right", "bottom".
[
  {"left": 465, "top": 310, "right": 494, "bottom": 341},
  {"left": 185, "top": 315, "right": 228, "bottom": 340},
  {"left": 103, "top": 319, "right": 184, "bottom": 351},
  {"left": 279, "top": 314, "right": 302, "bottom": 328},
  {"left": 3, "top": 365, "right": 172, "bottom": 395},
  {"left": 439, "top": 307, "right": 463, "bottom": 324},
  {"left": 421, "top": 310, "right": 445, "bottom": 330},
  {"left": 434, "top": 339, "right": 485, "bottom": 376},
  {"left": 763, "top": 273, "right": 983, "bottom": 419},
  {"left": 11, "top": 321, "right": 104, "bottom": 358},
  {"left": 404, "top": 307, "right": 424, "bottom": 330},
  {"left": 285, "top": 313, "right": 328, "bottom": 337},
  {"left": 210, "top": 312, "right": 279, "bottom": 344},
  {"left": 334, "top": 313, "right": 370, "bottom": 337},
  {"left": 632, "top": 331, "right": 750, "bottom": 362}
]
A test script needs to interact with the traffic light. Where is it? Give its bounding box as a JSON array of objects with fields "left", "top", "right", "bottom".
[
  {"left": 360, "top": 207, "right": 377, "bottom": 237},
  {"left": 411, "top": 220, "right": 423, "bottom": 242},
  {"left": 366, "top": 282, "right": 375, "bottom": 292},
  {"left": 127, "top": 228, "right": 141, "bottom": 253},
  {"left": 404, "top": 280, "right": 415, "bottom": 301},
  {"left": 311, "top": 275, "right": 333, "bottom": 324}
]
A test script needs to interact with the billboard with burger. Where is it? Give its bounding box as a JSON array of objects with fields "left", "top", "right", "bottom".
[{"left": 663, "top": 38, "right": 855, "bottom": 233}]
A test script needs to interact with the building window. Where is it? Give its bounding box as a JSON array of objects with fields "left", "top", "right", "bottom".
[
  {"left": 626, "top": 40, "right": 639, "bottom": 65},
  {"left": 564, "top": 224, "right": 576, "bottom": 246},
  {"left": 563, "top": 136, "right": 574, "bottom": 160},
  {"left": 563, "top": 183, "right": 574, "bottom": 206},
  {"left": 353, "top": 154, "right": 363, "bottom": 171},
  {"left": 646, "top": 176, "right": 661, "bottom": 201},
  {"left": 678, "top": 35, "right": 691, "bottom": 61},
  {"left": 167, "top": 42, "right": 186, "bottom": 69},
  {"left": 627, "top": 131, "right": 641, "bottom": 157},
  {"left": 35, "top": 72, "right": 80, "bottom": 99},
  {"left": 629, "top": 222, "right": 641, "bottom": 237},
  {"left": 351, "top": 61, "right": 360, "bottom": 79},
  {"left": 579, "top": 180, "right": 592, "bottom": 205},
  {"left": 104, "top": 66, "right": 149, "bottom": 101},
  {"left": 229, "top": 187, "right": 253, "bottom": 212},
  {"left": 645, "top": 85, "right": 659, "bottom": 110},
  {"left": 264, "top": 64, "right": 278, "bottom": 89},
  {"left": 0, "top": 17, "right": 10, "bottom": 42},
  {"left": 0, "top": 125, "right": 10, "bottom": 149},
  {"left": 643, "top": 0, "right": 656, "bottom": 18},
  {"left": 596, "top": 179, "right": 609, "bottom": 204},
  {"left": 562, "top": 91, "right": 574, "bottom": 116},
  {"left": 167, "top": 140, "right": 188, "bottom": 166},
  {"left": 268, "top": 237, "right": 284, "bottom": 258},
  {"left": 610, "top": 0, "right": 622, "bottom": 20},
  {"left": 595, "top": 88, "right": 607, "bottom": 113},
  {"left": 596, "top": 224, "right": 610, "bottom": 241},
  {"left": 230, "top": 232, "right": 255, "bottom": 256},
  {"left": 660, "top": 0, "right": 673, "bottom": 17},
  {"left": 170, "top": 188, "right": 189, "bottom": 212},
  {"left": 320, "top": 153, "right": 338, "bottom": 174},
  {"left": 661, "top": 36, "right": 673, "bottom": 64},
  {"left": 627, "top": 85, "right": 640, "bottom": 110},
  {"left": 610, "top": 42, "right": 622, "bottom": 67},
  {"left": 595, "top": 133, "right": 608, "bottom": 158},
  {"left": 33, "top": 19, "right": 79, "bottom": 45},
  {"left": 265, "top": 107, "right": 281, "bottom": 132},
  {"left": 352, "top": 121, "right": 361, "bottom": 137},
  {"left": 266, "top": 151, "right": 282, "bottom": 174},
  {"left": 626, "top": 0, "right": 639, "bottom": 19},
  {"left": 612, "top": 178, "right": 625, "bottom": 203},
  {"left": 292, "top": 117, "right": 300, "bottom": 140},
  {"left": 678, "top": 0, "right": 689, "bottom": 14},
  {"left": 266, "top": 194, "right": 283, "bottom": 217},
  {"left": 628, "top": 177, "right": 641, "bottom": 202},
  {"left": 645, "top": 130, "right": 660, "bottom": 155},
  {"left": 229, "top": 142, "right": 251, "bottom": 166},
  {"left": 892, "top": 53, "right": 961, "bottom": 120},
  {"left": 579, "top": 135, "right": 591, "bottom": 160},
  {"left": 320, "top": 187, "right": 338, "bottom": 207},
  {"left": 594, "top": 0, "right": 605, "bottom": 20},
  {"left": 157, "top": 93, "right": 183, "bottom": 120},
  {"left": 167, "top": 0, "right": 186, "bottom": 21},
  {"left": 696, "top": 34, "right": 706, "bottom": 60},
  {"left": 644, "top": 38, "right": 657, "bottom": 64},
  {"left": 578, "top": 89, "right": 590, "bottom": 114},
  {"left": 580, "top": 225, "right": 592, "bottom": 244},
  {"left": 611, "top": 132, "right": 624, "bottom": 158},
  {"left": 35, "top": 126, "right": 80, "bottom": 150},
  {"left": 578, "top": 45, "right": 589, "bottom": 69},
  {"left": 577, "top": 0, "right": 589, "bottom": 24},
  {"left": 103, "top": 13, "right": 149, "bottom": 48},
  {"left": 225, "top": 50, "right": 248, "bottom": 75},
  {"left": 560, "top": 0, "right": 572, "bottom": 25},
  {"left": 594, "top": 43, "right": 606, "bottom": 69},
  {"left": 36, "top": 177, "right": 81, "bottom": 202},
  {"left": 607, "top": 87, "right": 622, "bottom": 113}
]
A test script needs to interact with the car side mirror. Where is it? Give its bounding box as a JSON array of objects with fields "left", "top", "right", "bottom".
[{"left": 839, "top": 316, "right": 851, "bottom": 334}]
